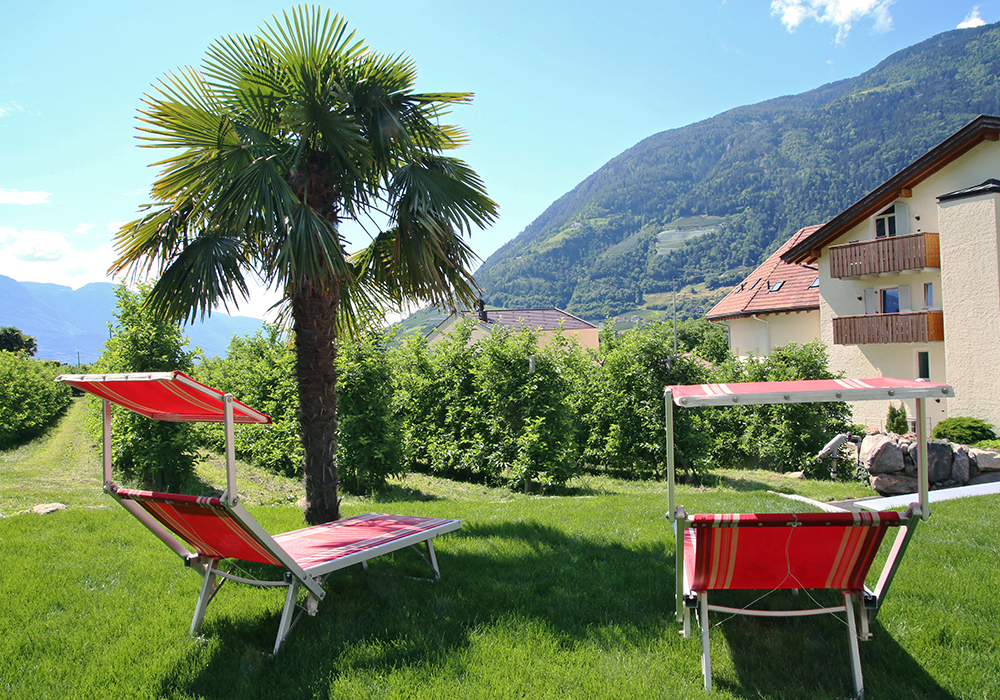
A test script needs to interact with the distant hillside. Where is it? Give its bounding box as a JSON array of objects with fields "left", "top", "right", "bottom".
[
  {"left": 475, "top": 22, "right": 1000, "bottom": 320},
  {"left": 0, "top": 276, "right": 263, "bottom": 364}
]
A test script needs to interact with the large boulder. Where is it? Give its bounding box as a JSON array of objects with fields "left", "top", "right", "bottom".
[
  {"left": 869, "top": 474, "right": 918, "bottom": 495},
  {"left": 952, "top": 446, "right": 970, "bottom": 484},
  {"left": 926, "top": 441, "right": 954, "bottom": 482},
  {"left": 861, "top": 434, "right": 904, "bottom": 474},
  {"left": 971, "top": 448, "right": 1000, "bottom": 472}
]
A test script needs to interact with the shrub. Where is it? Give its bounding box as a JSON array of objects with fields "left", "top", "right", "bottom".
[
  {"left": 0, "top": 353, "right": 71, "bottom": 447},
  {"left": 336, "top": 331, "right": 403, "bottom": 494},
  {"left": 705, "top": 342, "right": 851, "bottom": 476},
  {"left": 585, "top": 320, "right": 709, "bottom": 479},
  {"left": 932, "top": 417, "right": 998, "bottom": 445},
  {"left": 89, "top": 285, "right": 199, "bottom": 491},
  {"left": 194, "top": 325, "right": 301, "bottom": 476},
  {"left": 886, "top": 402, "right": 909, "bottom": 434}
]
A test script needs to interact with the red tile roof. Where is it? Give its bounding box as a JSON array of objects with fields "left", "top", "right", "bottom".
[
  {"left": 465, "top": 308, "right": 596, "bottom": 331},
  {"left": 706, "top": 226, "right": 822, "bottom": 320}
]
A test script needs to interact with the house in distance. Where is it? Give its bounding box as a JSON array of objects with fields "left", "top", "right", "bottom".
[{"left": 427, "top": 301, "right": 599, "bottom": 350}]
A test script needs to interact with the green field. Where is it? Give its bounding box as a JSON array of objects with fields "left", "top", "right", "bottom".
[{"left": 1, "top": 400, "right": 996, "bottom": 699}]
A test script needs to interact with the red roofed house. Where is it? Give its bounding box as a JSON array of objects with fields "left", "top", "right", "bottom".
[
  {"left": 428, "top": 303, "right": 600, "bottom": 349},
  {"left": 706, "top": 225, "right": 822, "bottom": 358},
  {"left": 780, "top": 115, "right": 1000, "bottom": 429}
]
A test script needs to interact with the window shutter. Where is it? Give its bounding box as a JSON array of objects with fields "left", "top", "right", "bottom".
[
  {"left": 894, "top": 203, "right": 909, "bottom": 235},
  {"left": 898, "top": 285, "right": 911, "bottom": 312},
  {"left": 865, "top": 288, "right": 877, "bottom": 315}
]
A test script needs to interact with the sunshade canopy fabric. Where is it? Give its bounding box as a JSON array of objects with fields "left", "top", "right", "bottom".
[
  {"left": 56, "top": 371, "right": 271, "bottom": 424},
  {"left": 666, "top": 377, "right": 953, "bottom": 407}
]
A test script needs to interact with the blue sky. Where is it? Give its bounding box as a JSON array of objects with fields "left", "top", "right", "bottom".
[{"left": 0, "top": 0, "right": 993, "bottom": 319}]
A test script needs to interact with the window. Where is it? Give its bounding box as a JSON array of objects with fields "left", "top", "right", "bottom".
[
  {"left": 924, "top": 282, "right": 933, "bottom": 308},
  {"left": 881, "top": 288, "right": 900, "bottom": 314},
  {"left": 873, "top": 202, "right": 909, "bottom": 239},
  {"left": 917, "top": 351, "right": 930, "bottom": 380},
  {"left": 865, "top": 285, "right": 911, "bottom": 314},
  {"left": 809, "top": 277, "right": 820, "bottom": 289},
  {"left": 769, "top": 280, "right": 784, "bottom": 292},
  {"left": 749, "top": 278, "right": 761, "bottom": 290}
]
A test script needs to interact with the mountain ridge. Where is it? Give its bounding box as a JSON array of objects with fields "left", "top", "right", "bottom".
[
  {"left": 0, "top": 276, "right": 263, "bottom": 364},
  {"left": 474, "top": 22, "right": 1000, "bottom": 320}
]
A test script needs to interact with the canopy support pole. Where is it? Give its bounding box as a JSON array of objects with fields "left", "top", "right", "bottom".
[
  {"left": 223, "top": 394, "right": 238, "bottom": 506},
  {"left": 102, "top": 398, "right": 113, "bottom": 487},
  {"left": 665, "top": 389, "right": 676, "bottom": 524},
  {"left": 915, "top": 397, "right": 929, "bottom": 520}
]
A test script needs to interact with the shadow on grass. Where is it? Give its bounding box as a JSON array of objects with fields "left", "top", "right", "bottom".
[
  {"left": 706, "top": 589, "right": 957, "bottom": 700},
  {"left": 159, "top": 519, "right": 673, "bottom": 699},
  {"left": 158, "top": 522, "right": 955, "bottom": 700}
]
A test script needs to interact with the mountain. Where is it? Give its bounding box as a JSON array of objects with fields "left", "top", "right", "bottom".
[
  {"left": 0, "top": 276, "right": 264, "bottom": 364},
  {"left": 475, "top": 22, "right": 1000, "bottom": 320}
]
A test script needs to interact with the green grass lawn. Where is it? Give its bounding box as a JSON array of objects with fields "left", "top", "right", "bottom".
[{"left": 1, "top": 404, "right": 996, "bottom": 699}]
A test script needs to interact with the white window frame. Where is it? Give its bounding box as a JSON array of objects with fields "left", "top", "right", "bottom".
[
  {"left": 872, "top": 202, "right": 909, "bottom": 239},
  {"left": 915, "top": 349, "right": 931, "bottom": 380},
  {"left": 865, "top": 284, "right": 911, "bottom": 314}
]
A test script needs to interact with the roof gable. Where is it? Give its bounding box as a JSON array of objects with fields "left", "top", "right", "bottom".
[
  {"left": 707, "top": 226, "right": 821, "bottom": 320},
  {"left": 783, "top": 114, "right": 1000, "bottom": 264}
]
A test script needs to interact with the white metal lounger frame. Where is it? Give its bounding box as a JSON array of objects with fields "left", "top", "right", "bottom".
[{"left": 56, "top": 372, "right": 461, "bottom": 654}]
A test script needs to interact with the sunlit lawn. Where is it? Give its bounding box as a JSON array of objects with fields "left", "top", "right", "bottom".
[{"left": 0, "top": 401, "right": 995, "bottom": 699}]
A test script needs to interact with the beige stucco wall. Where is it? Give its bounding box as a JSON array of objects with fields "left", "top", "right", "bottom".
[
  {"left": 938, "top": 192, "right": 1000, "bottom": 429},
  {"left": 813, "top": 139, "right": 1000, "bottom": 430},
  {"left": 728, "top": 310, "right": 819, "bottom": 358}
]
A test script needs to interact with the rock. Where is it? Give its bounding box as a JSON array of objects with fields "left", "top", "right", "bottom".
[
  {"left": 861, "top": 434, "right": 904, "bottom": 475},
  {"left": 926, "top": 441, "right": 954, "bottom": 482},
  {"left": 784, "top": 471, "right": 806, "bottom": 479},
  {"left": 952, "top": 446, "right": 970, "bottom": 484},
  {"left": 869, "top": 474, "right": 918, "bottom": 495},
  {"left": 968, "top": 471, "right": 1000, "bottom": 485},
  {"left": 31, "top": 503, "right": 67, "bottom": 515},
  {"left": 971, "top": 448, "right": 1000, "bottom": 472}
]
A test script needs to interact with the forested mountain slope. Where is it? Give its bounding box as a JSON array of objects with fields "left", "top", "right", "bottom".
[{"left": 475, "top": 22, "right": 1000, "bottom": 319}]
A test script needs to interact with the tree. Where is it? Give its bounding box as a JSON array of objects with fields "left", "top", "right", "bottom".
[
  {"left": 0, "top": 326, "right": 37, "bottom": 356},
  {"left": 110, "top": 7, "right": 497, "bottom": 523},
  {"left": 91, "top": 285, "right": 200, "bottom": 490}
]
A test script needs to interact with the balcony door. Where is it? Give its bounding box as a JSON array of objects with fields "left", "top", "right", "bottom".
[{"left": 865, "top": 285, "right": 911, "bottom": 314}]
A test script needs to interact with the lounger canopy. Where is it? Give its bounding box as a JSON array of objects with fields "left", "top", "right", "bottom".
[{"left": 665, "top": 376, "right": 954, "bottom": 520}]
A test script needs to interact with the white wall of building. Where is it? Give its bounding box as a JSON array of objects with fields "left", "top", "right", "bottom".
[{"left": 728, "top": 310, "right": 819, "bottom": 358}]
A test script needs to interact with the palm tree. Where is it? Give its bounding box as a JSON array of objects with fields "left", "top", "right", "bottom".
[{"left": 110, "top": 6, "right": 498, "bottom": 524}]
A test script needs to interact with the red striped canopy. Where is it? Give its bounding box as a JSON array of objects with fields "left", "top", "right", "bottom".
[
  {"left": 667, "top": 377, "right": 953, "bottom": 407},
  {"left": 56, "top": 371, "right": 271, "bottom": 424}
]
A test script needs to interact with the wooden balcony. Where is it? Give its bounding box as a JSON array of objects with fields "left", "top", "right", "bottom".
[
  {"left": 829, "top": 232, "right": 940, "bottom": 278},
  {"left": 833, "top": 310, "right": 944, "bottom": 345}
]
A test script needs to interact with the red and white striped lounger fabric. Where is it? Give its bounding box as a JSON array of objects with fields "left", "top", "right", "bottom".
[{"left": 676, "top": 507, "right": 920, "bottom": 696}]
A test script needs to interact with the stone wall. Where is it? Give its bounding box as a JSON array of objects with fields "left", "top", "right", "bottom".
[{"left": 860, "top": 432, "right": 1000, "bottom": 495}]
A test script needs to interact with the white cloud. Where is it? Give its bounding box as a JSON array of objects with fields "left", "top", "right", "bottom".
[
  {"left": 0, "top": 225, "right": 116, "bottom": 288},
  {"left": 73, "top": 222, "right": 94, "bottom": 235},
  {"left": 958, "top": 6, "right": 986, "bottom": 29},
  {"left": 0, "top": 189, "right": 51, "bottom": 205},
  {"left": 771, "top": 0, "right": 894, "bottom": 43},
  {"left": 107, "top": 221, "right": 126, "bottom": 233}
]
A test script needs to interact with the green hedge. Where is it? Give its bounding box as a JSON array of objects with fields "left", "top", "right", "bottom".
[{"left": 0, "top": 353, "right": 71, "bottom": 447}]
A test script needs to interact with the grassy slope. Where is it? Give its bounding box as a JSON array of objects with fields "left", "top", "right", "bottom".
[{"left": 0, "top": 407, "right": 995, "bottom": 699}]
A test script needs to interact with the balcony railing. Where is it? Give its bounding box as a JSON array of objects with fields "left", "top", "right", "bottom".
[
  {"left": 829, "top": 232, "right": 940, "bottom": 278},
  {"left": 833, "top": 310, "right": 944, "bottom": 345}
]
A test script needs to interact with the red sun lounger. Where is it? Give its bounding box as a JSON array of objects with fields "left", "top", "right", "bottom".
[
  {"left": 675, "top": 506, "right": 919, "bottom": 695},
  {"left": 663, "top": 378, "right": 950, "bottom": 696},
  {"left": 57, "top": 371, "right": 461, "bottom": 654}
]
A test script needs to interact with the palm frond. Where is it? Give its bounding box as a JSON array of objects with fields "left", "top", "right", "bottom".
[{"left": 143, "top": 232, "right": 253, "bottom": 323}]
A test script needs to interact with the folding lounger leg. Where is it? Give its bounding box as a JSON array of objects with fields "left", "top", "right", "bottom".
[
  {"left": 700, "top": 592, "right": 712, "bottom": 693},
  {"left": 273, "top": 574, "right": 301, "bottom": 656},
  {"left": 844, "top": 593, "right": 864, "bottom": 699},
  {"left": 426, "top": 538, "right": 441, "bottom": 578},
  {"left": 190, "top": 559, "right": 219, "bottom": 636}
]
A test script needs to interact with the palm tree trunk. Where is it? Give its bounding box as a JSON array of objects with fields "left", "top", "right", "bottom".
[{"left": 293, "top": 279, "right": 341, "bottom": 524}]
